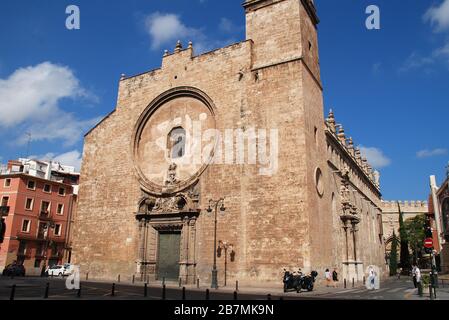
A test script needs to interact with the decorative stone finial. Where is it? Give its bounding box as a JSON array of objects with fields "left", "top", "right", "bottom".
[
  {"left": 347, "top": 137, "right": 355, "bottom": 156},
  {"left": 337, "top": 124, "right": 346, "bottom": 144},
  {"left": 175, "top": 40, "right": 183, "bottom": 53},
  {"left": 164, "top": 49, "right": 169, "bottom": 57},
  {"left": 326, "top": 109, "right": 336, "bottom": 132},
  {"left": 188, "top": 41, "right": 193, "bottom": 49},
  {"left": 120, "top": 74, "right": 126, "bottom": 80},
  {"left": 354, "top": 148, "right": 362, "bottom": 163}
]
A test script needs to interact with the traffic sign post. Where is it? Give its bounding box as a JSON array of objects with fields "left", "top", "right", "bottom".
[{"left": 423, "top": 238, "right": 439, "bottom": 290}]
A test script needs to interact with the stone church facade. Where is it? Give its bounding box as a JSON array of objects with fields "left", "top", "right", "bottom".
[{"left": 72, "top": 0, "right": 386, "bottom": 286}]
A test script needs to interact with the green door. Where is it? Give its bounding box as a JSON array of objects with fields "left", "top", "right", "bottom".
[{"left": 157, "top": 232, "right": 181, "bottom": 280}]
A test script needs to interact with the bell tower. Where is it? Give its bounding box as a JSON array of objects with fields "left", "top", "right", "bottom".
[{"left": 244, "top": 0, "right": 321, "bottom": 84}]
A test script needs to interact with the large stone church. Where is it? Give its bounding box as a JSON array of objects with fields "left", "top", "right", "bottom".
[{"left": 72, "top": 0, "right": 386, "bottom": 287}]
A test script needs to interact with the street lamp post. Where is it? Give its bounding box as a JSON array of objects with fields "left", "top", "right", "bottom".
[
  {"left": 218, "top": 241, "right": 234, "bottom": 287},
  {"left": 207, "top": 198, "right": 225, "bottom": 289},
  {"left": 41, "top": 222, "right": 56, "bottom": 276}
]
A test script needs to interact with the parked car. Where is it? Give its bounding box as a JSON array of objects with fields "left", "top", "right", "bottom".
[
  {"left": 2, "top": 263, "right": 26, "bottom": 277},
  {"left": 47, "top": 264, "right": 75, "bottom": 277}
]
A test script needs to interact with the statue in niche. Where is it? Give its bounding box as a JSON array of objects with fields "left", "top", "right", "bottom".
[{"left": 165, "top": 163, "right": 178, "bottom": 186}]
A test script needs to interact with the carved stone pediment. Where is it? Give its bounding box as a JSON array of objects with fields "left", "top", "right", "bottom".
[
  {"left": 340, "top": 176, "right": 359, "bottom": 225},
  {"left": 136, "top": 181, "right": 200, "bottom": 218}
]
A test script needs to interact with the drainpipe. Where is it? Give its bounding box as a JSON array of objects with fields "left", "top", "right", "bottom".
[
  {"left": 64, "top": 192, "right": 75, "bottom": 263},
  {"left": 430, "top": 176, "right": 444, "bottom": 251}
]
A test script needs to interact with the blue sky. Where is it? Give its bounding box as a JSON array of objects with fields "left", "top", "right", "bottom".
[{"left": 0, "top": 0, "right": 448, "bottom": 201}]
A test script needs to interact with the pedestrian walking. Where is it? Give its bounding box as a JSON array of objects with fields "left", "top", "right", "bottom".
[
  {"left": 412, "top": 265, "right": 417, "bottom": 288},
  {"left": 414, "top": 265, "right": 423, "bottom": 296},
  {"left": 366, "top": 266, "right": 377, "bottom": 290},
  {"left": 325, "top": 269, "right": 332, "bottom": 287},
  {"left": 332, "top": 268, "right": 339, "bottom": 288}
]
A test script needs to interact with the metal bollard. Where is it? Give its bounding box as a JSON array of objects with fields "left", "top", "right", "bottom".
[
  {"left": 236, "top": 281, "right": 239, "bottom": 292},
  {"left": 363, "top": 276, "right": 366, "bottom": 285},
  {"left": 44, "top": 283, "right": 50, "bottom": 299},
  {"left": 118, "top": 275, "right": 120, "bottom": 283},
  {"left": 206, "top": 289, "right": 210, "bottom": 300},
  {"left": 182, "top": 287, "right": 186, "bottom": 300},
  {"left": 10, "top": 284, "right": 16, "bottom": 301},
  {"left": 233, "top": 291, "right": 238, "bottom": 300},
  {"left": 352, "top": 278, "right": 355, "bottom": 288},
  {"left": 163, "top": 277, "right": 166, "bottom": 286},
  {"left": 179, "top": 277, "right": 182, "bottom": 287},
  {"left": 344, "top": 279, "right": 347, "bottom": 289},
  {"left": 86, "top": 272, "right": 89, "bottom": 281},
  {"left": 77, "top": 284, "right": 81, "bottom": 298},
  {"left": 418, "top": 282, "right": 423, "bottom": 297},
  {"left": 144, "top": 283, "right": 148, "bottom": 297},
  {"left": 162, "top": 284, "right": 166, "bottom": 300},
  {"left": 430, "top": 284, "right": 434, "bottom": 300},
  {"left": 112, "top": 283, "right": 116, "bottom": 296},
  {"left": 197, "top": 278, "right": 200, "bottom": 289},
  {"left": 132, "top": 275, "right": 135, "bottom": 284},
  {"left": 267, "top": 294, "right": 272, "bottom": 300}
]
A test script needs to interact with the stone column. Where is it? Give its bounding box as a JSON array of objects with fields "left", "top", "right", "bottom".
[
  {"left": 352, "top": 222, "right": 360, "bottom": 281},
  {"left": 188, "top": 217, "right": 197, "bottom": 284},
  {"left": 179, "top": 216, "right": 190, "bottom": 284},
  {"left": 136, "top": 218, "right": 148, "bottom": 280}
]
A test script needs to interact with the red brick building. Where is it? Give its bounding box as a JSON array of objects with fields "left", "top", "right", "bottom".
[{"left": 0, "top": 160, "right": 77, "bottom": 276}]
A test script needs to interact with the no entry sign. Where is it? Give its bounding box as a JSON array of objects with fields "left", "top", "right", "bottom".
[{"left": 424, "top": 238, "right": 433, "bottom": 249}]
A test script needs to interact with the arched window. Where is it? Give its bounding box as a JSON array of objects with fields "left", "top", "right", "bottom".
[{"left": 167, "top": 127, "right": 186, "bottom": 159}]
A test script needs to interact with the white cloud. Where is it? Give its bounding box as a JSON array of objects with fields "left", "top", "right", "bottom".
[
  {"left": 399, "top": 52, "right": 435, "bottom": 73},
  {"left": 219, "top": 18, "right": 242, "bottom": 34},
  {"left": 416, "top": 148, "right": 448, "bottom": 158},
  {"left": 17, "top": 114, "right": 101, "bottom": 147},
  {"left": 433, "top": 41, "right": 449, "bottom": 65},
  {"left": 424, "top": 0, "right": 449, "bottom": 32},
  {"left": 0, "top": 62, "right": 99, "bottom": 146},
  {"left": 359, "top": 146, "right": 392, "bottom": 169},
  {"left": 31, "top": 150, "right": 83, "bottom": 171},
  {"left": 144, "top": 12, "right": 236, "bottom": 54},
  {"left": 372, "top": 62, "right": 382, "bottom": 74},
  {"left": 145, "top": 12, "right": 203, "bottom": 50}
]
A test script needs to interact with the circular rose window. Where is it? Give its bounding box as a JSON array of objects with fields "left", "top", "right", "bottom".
[
  {"left": 132, "top": 87, "right": 217, "bottom": 195},
  {"left": 315, "top": 167, "right": 324, "bottom": 197}
]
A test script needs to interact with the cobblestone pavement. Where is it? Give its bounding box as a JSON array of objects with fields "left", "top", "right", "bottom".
[{"left": 0, "top": 276, "right": 448, "bottom": 300}]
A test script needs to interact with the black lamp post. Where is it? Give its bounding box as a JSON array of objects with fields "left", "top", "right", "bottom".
[
  {"left": 206, "top": 198, "right": 225, "bottom": 289},
  {"left": 41, "top": 222, "right": 56, "bottom": 276},
  {"left": 218, "top": 241, "right": 234, "bottom": 287}
]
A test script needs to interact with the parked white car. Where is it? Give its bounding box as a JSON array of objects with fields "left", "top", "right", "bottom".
[{"left": 47, "top": 264, "right": 75, "bottom": 277}]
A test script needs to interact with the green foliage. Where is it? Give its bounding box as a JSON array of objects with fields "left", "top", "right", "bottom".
[
  {"left": 389, "top": 231, "right": 398, "bottom": 276},
  {"left": 421, "top": 274, "right": 430, "bottom": 288},
  {"left": 398, "top": 203, "right": 411, "bottom": 271},
  {"left": 404, "top": 214, "right": 426, "bottom": 261}
]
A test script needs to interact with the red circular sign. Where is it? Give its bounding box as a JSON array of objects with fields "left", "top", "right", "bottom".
[{"left": 424, "top": 238, "right": 433, "bottom": 248}]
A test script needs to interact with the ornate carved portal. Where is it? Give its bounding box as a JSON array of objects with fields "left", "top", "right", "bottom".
[
  {"left": 135, "top": 182, "right": 200, "bottom": 284},
  {"left": 339, "top": 171, "right": 362, "bottom": 281}
]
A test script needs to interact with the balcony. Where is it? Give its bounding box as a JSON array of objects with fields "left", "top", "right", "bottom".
[
  {"left": 37, "top": 232, "right": 48, "bottom": 240},
  {"left": 0, "top": 206, "right": 9, "bottom": 216},
  {"left": 39, "top": 211, "right": 53, "bottom": 221}
]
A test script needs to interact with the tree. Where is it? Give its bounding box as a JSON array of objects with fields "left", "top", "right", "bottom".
[
  {"left": 389, "top": 231, "right": 399, "bottom": 276},
  {"left": 398, "top": 202, "right": 411, "bottom": 273},
  {"left": 403, "top": 214, "right": 426, "bottom": 264}
]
